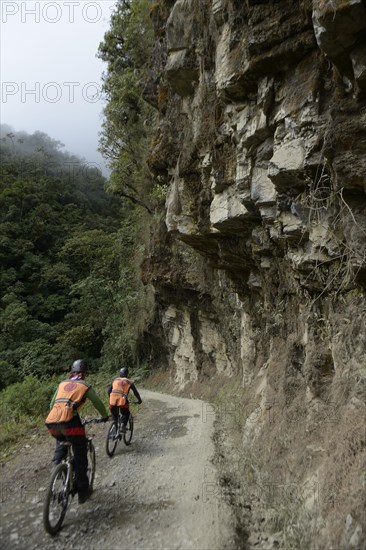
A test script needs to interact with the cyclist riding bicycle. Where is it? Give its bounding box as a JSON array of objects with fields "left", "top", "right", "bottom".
[
  {"left": 45, "top": 359, "right": 108, "bottom": 504},
  {"left": 108, "top": 367, "right": 142, "bottom": 432}
]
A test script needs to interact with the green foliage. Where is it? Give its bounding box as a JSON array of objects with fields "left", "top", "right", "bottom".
[
  {"left": 0, "top": 374, "right": 56, "bottom": 422},
  {"left": 18, "top": 339, "right": 59, "bottom": 378},
  {"left": 150, "top": 178, "right": 169, "bottom": 206},
  {"left": 0, "top": 373, "right": 57, "bottom": 450},
  {"left": 98, "top": 213, "right": 145, "bottom": 369},
  {"left": 98, "top": 0, "right": 156, "bottom": 212},
  {"left": 98, "top": 0, "right": 154, "bottom": 76}
]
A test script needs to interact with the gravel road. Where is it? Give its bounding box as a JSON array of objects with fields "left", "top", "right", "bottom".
[{"left": 0, "top": 389, "right": 236, "bottom": 550}]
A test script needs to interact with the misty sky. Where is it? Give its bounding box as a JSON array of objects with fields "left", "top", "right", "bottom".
[{"left": 1, "top": 1, "right": 117, "bottom": 174}]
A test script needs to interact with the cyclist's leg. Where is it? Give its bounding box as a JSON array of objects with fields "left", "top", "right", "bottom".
[
  {"left": 46, "top": 423, "right": 67, "bottom": 466},
  {"left": 70, "top": 435, "right": 89, "bottom": 496},
  {"left": 120, "top": 407, "right": 130, "bottom": 430},
  {"left": 53, "top": 437, "right": 67, "bottom": 465},
  {"left": 64, "top": 418, "right": 89, "bottom": 500},
  {"left": 110, "top": 405, "right": 119, "bottom": 424}
]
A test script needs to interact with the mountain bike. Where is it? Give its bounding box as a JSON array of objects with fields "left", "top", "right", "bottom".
[
  {"left": 43, "top": 418, "right": 103, "bottom": 536},
  {"left": 106, "top": 403, "right": 139, "bottom": 457}
]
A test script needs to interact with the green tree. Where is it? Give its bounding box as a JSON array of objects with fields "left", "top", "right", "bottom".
[{"left": 98, "top": 0, "right": 156, "bottom": 212}]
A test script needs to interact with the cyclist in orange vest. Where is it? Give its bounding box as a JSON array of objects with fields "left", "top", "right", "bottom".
[
  {"left": 108, "top": 367, "right": 142, "bottom": 432},
  {"left": 45, "top": 359, "right": 108, "bottom": 504}
]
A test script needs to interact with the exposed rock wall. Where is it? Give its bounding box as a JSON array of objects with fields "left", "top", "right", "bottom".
[{"left": 145, "top": 1, "right": 366, "bottom": 548}]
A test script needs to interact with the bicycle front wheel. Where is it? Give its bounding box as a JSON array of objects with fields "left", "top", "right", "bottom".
[
  {"left": 106, "top": 422, "right": 118, "bottom": 457},
  {"left": 43, "top": 463, "right": 69, "bottom": 535},
  {"left": 87, "top": 439, "right": 96, "bottom": 490},
  {"left": 124, "top": 415, "right": 134, "bottom": 446}
]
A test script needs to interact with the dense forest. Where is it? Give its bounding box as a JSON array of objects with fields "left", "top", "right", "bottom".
[{"left": 0, "top": 126, "right": 122, "bottom": 388}]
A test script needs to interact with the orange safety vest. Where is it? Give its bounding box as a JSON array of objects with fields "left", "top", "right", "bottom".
[
  {"left": 109, "top": 377, "right": 132, "bottom": 408},
  {"left": 45, "top": 380, "right": 90, "bottom": 424}
]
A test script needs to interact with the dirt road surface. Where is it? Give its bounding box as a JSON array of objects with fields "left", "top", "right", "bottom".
[{"left": 0, "top": 389, "right": 237, "bottom": 550}]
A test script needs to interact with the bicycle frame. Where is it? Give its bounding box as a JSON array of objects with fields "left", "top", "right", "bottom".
[
  {"left": 61, "top": 444, "right": 76, "bottom": 496},
  {"left": 106, "top": 411, "right": 134, "bottom": 457}
]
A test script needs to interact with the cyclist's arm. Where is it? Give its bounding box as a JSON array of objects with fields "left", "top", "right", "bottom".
[
  {"left": 107, "top": 384, "right": 112, "bottom": 396},
  {"left": 86, "top": 387, "right": 108, "bottom": 418},
  {"left": 130, "top": 384, "right": 142, "bottom": 404},
  {"left": 49, "top": 388, "right": 58, "bottom": 410}
]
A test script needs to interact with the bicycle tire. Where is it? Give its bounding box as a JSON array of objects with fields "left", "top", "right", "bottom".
[
  {"left": 124, "top": 415, "right": 133, "bottom": 446},
  {"left": 43, "top": 463, "right": 69, "bottom": 535},
  {"left": 87, "top": 439, "right": 96, "bottom": 489},
  {"left": 106, "top": 422, "right": 118, "bottom": 457}
]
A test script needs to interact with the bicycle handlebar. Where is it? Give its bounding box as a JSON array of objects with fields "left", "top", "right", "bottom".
[{"left": 82, "top": 406, "right": 139, "bottom": 426}]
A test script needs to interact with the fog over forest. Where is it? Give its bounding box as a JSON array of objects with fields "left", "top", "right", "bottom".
[
  {"left": 1, "top": 124, "right": 93, "bottom": 165},
  {"left": 0, "top": 124, "right": 106, "bottom": 181}
]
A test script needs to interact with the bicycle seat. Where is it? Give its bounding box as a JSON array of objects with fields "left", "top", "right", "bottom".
[{"left": 60, "top": 441, "right": 72, "bottom": 447}]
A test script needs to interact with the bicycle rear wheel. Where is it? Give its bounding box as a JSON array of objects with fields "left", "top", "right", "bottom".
[
  {"left": 43, "top": 463, "right": 69, "bottom": 535},
  {"left": 106, "top": 422, "right": 118, "bottom": 457},
  {"left": 87, "top": 438, "right": 96, "bottom": 489},
  {"left": 124, "top": 415, "right": 133, "bottom": 446}
]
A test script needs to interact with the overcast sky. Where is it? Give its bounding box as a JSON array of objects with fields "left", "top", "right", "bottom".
[{"left": 1, "top": 1, "right": 117, "bottom": 174}]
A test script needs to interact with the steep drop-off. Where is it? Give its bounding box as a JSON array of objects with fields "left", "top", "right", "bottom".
[{"left": 143, "top": 1, "right": 366, "bottom": 548}]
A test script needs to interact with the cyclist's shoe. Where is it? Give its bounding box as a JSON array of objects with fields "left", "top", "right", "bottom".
[{"left": 78, "top": 487, "right": 92, "bottom": 505}]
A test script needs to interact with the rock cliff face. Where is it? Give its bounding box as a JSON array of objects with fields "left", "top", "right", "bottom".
[{"left": 146, "top": 1, "right": 366, "bottom": 547}]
